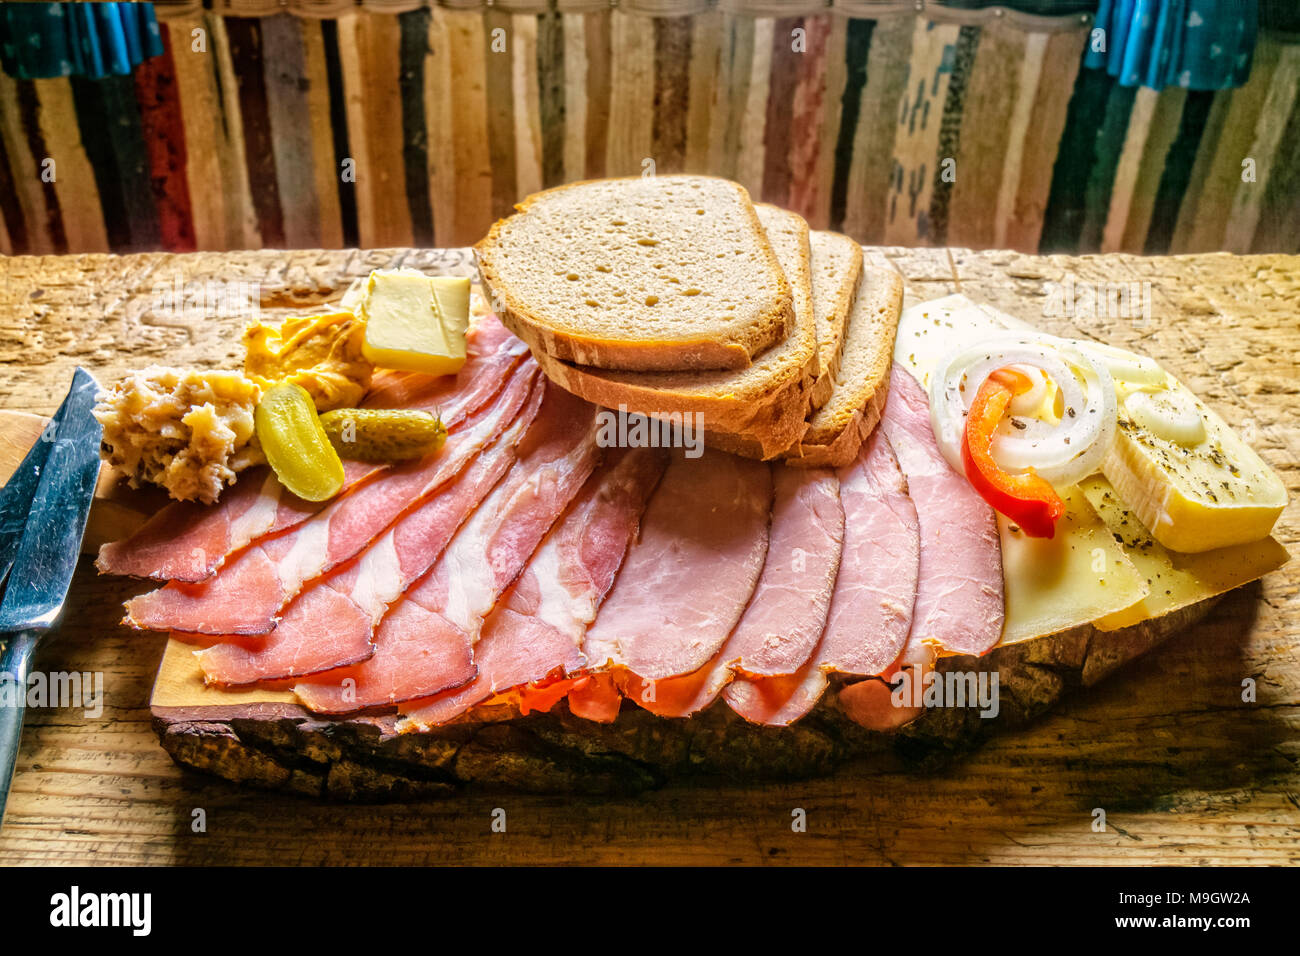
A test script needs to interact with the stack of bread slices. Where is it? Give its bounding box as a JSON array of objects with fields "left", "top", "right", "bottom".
[{"left": 474, "top": 175, "right": 904, "bottom": 466}]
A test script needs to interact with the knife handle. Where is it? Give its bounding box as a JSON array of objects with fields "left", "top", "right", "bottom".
[{"left": 0, "top": 630, "right": 39, "bottom": 826}]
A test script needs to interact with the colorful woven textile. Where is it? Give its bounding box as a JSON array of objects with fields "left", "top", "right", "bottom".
[
  {"left": 0, "top": 2, "right": 163, "bottom": 80},
  {"left": 1085, "top": 0, "right": 1257, "bottom": 90}
]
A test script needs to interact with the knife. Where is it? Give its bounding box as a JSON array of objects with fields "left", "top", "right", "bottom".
[{"left": 0, "top": 367, "right": 102, "bottom": 823}]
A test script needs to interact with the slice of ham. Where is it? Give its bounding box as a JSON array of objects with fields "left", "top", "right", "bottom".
[
  {"left": 725, "top": 430, "right": 920, "bottom": 726},
  {"left": 878, "top": 364, "right": 1004, "bottom": 656},
  {"left": 622, "top": 465, "right": 845, "bottom": 718},
  {"left": 193, "top": 378, "right": 545, "bottom": 686},
  {"left": 97, "top": 316, "right": 528, "bottom": 583},
  {"left": 836, "top": 365, "right": 1003, "bottom": 731},
  {"left": 731, "top": 467, "right": 844, "bottom": 677},
  {"left": 582, "top": 449, "right": 772, "bottom": 682},
  {"left": 393, "top": 445, "right": 667, "bottom": 729},
  {"left": 125, "top": 361, "right": 540, "bottom": 636},
  {"left": 286, "top": 383, "right": 601, "bottom": 708}
]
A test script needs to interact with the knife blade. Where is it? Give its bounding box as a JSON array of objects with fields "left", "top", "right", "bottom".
[
  {"left": 0, "top": 403, "right": 66, "bottom": 590},
  {"left": 0, "top": 367, "right": 102, "bottom": 632}
]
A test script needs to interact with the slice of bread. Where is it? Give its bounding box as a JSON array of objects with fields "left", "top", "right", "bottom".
[
  {"left": 784, "top": 264, "right": 904, "bottom": 468},
  {"left": 530, "top": 204, "right": 818, "bottom": 460},
  {"left": 808, "top": 231, "right": 863, "bottom": 409},
  {"left": 476, "top": 176, "right": 794, "bottom": 371}
]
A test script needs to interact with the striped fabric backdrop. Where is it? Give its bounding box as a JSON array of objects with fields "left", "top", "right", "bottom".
[{"left": 0, "top": 4, "right": 1296, "bottom": 257}]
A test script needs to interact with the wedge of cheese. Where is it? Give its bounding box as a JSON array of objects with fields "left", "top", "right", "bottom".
[
  {"left": 996, "top": 485, "right": 1148, "bottom": 645},
  {"left": 1102, "top": 373, "right": 1287, "bottom": 553},
  {"left": 1080, "top": 475, "right": 1290, "bottom": 631}
]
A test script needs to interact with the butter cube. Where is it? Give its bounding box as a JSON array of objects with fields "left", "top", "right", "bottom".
[{"left": 357, "top": 272, "right": 470, "bottom": 376}]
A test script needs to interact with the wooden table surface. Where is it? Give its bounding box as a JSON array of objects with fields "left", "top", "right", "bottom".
[{"left": 0, "top": 246, "right": 1296, "bottom": 866}]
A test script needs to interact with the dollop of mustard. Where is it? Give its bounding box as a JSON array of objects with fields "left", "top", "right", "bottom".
[{"left": 243, "top": 311, "right": 373, "bottom": 412}]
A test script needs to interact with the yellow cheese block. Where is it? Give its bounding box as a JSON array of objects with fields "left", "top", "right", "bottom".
[
  {"left": 996, "top": 485, "right": 1149, "bottom": 646},
  {"left": 1102, "top": 374, "right": 1287, "bottom": 553},
  {"left": 357, "top": 272, "right": 471, "bottom": 375},
  {"left": 1080, "top": 475, "right": 1290, "bottom": 631}
]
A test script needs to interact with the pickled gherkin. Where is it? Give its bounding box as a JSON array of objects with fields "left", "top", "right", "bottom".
[
  {"left": 319, "top": 408, "right": 447, "bottom": 462},
  {"left": 254, "top": 383, "right": 346, "bottom": 501}
]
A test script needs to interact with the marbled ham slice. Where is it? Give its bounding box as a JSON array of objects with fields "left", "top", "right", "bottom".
[
  {"left": 392, "top": 446, "right": 667, "bottom": 729},
  {"left": 879, "top": 365, "right": 1004, "bottom": 656},
  {"left": 125, "top": 362, "right": 539, "bottom": 636},
  {"left": 623, "top": 466, "right": 845, "bottom": 718},
  {"left": 194, "top": 379, "right": 545, "bottom": 686},
  {"left": 97, "top": 316, "right": 528, "bottom": 582},
  {"left": 725, "top": 430, "right": 920, "bottom": 725},
  {"left": 285, "top": 384, "right": 601, "bottom": 708},
  {"left": 582, "top": 449, "right": 772, "bottom": 683}
]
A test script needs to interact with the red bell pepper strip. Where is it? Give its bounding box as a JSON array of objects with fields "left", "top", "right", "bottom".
[{"left": 960, "top": 366, "right": 1065, "bottom": 539}]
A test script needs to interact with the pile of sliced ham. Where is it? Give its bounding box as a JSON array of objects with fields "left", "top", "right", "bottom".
[{"left": 103, "top": 318, "right": 1007, "bottom": 732}]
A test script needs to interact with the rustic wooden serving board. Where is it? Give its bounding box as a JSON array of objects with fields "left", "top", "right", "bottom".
[{"left": 0, "top": 247, "right": 1296, "bottom": 865}]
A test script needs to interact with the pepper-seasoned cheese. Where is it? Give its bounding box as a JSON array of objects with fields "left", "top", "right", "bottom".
[
  {"left": 1080, "top": 475, "right": 1289, "bottom": 631},
  {"left": 1102, "top": 374, "right": 1286, "bottom": 553}
]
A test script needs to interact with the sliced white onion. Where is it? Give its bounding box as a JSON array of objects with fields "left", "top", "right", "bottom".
[
  {"left": 928, "top": 332, "right": 1118, "bottom": 488},
  {"left": 1124, "top": 389, "right": 1205, "bottom": 446}
]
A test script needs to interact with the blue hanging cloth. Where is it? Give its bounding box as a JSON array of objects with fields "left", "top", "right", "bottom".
[
  {"left": 0, "top": 2, "right": 163, "bottom": 80},
  {"left": 1085, "top": 0, "right": 1258, "bottom": 91}
]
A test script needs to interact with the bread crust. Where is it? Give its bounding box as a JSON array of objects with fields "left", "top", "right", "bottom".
[
  {"left": 808, "top": 233, "right": 863, "bottom": 410},
  {"left": 785, "top": 265, "right": 902, "bottom": 465}
]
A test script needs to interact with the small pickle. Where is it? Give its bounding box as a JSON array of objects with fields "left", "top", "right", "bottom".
[
  {"left": 255, "top": 383, "right": 346, "bottom": 501},
  {"left": 319, "top": 408, "right": 447, "bottom": 462}
]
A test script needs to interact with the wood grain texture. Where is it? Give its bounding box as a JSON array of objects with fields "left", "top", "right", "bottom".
[
  {"left": 561, "top": 12, "right": 588, "bottom": 183},
  {"left": 0, "top": 245, "right": 1296, "bottom": 864},
  {"left": 425, "top": 7, "right": 457, "bottom": 247},
  {"left": 0, "top": 72, "right": 55, "bottom": 255},
  {"left": 338, "top": 10, "right": 413, "bottom": 248},
  {"left": 210, "top": 14, "right": 263, "bottom": 249},
  {"left": 483, "top": 8, "right": 518, "bottom": 221},
  {"left": 683, "top": 9, "right": 722, "bottom": 175},
  {"left": 652, "top": 15, "right": 691, "bottom": 175},
  {"left": 605, "top": 9, "right": 655, "bottom": 177},
  {"left": 261, "top": 14, "right": 321, "bottom": 250},
  {"left": 31, "top": 78, "right": 110, "bottom": 255},
  {"left": 735, "top": 16, "right": 772, "bottom": 199},
  {"left": 302, "top": 17, "right": 345, "bottom": 250},
  {"left": 512, "top": 13, "right": 545, "bottom": 201}
]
